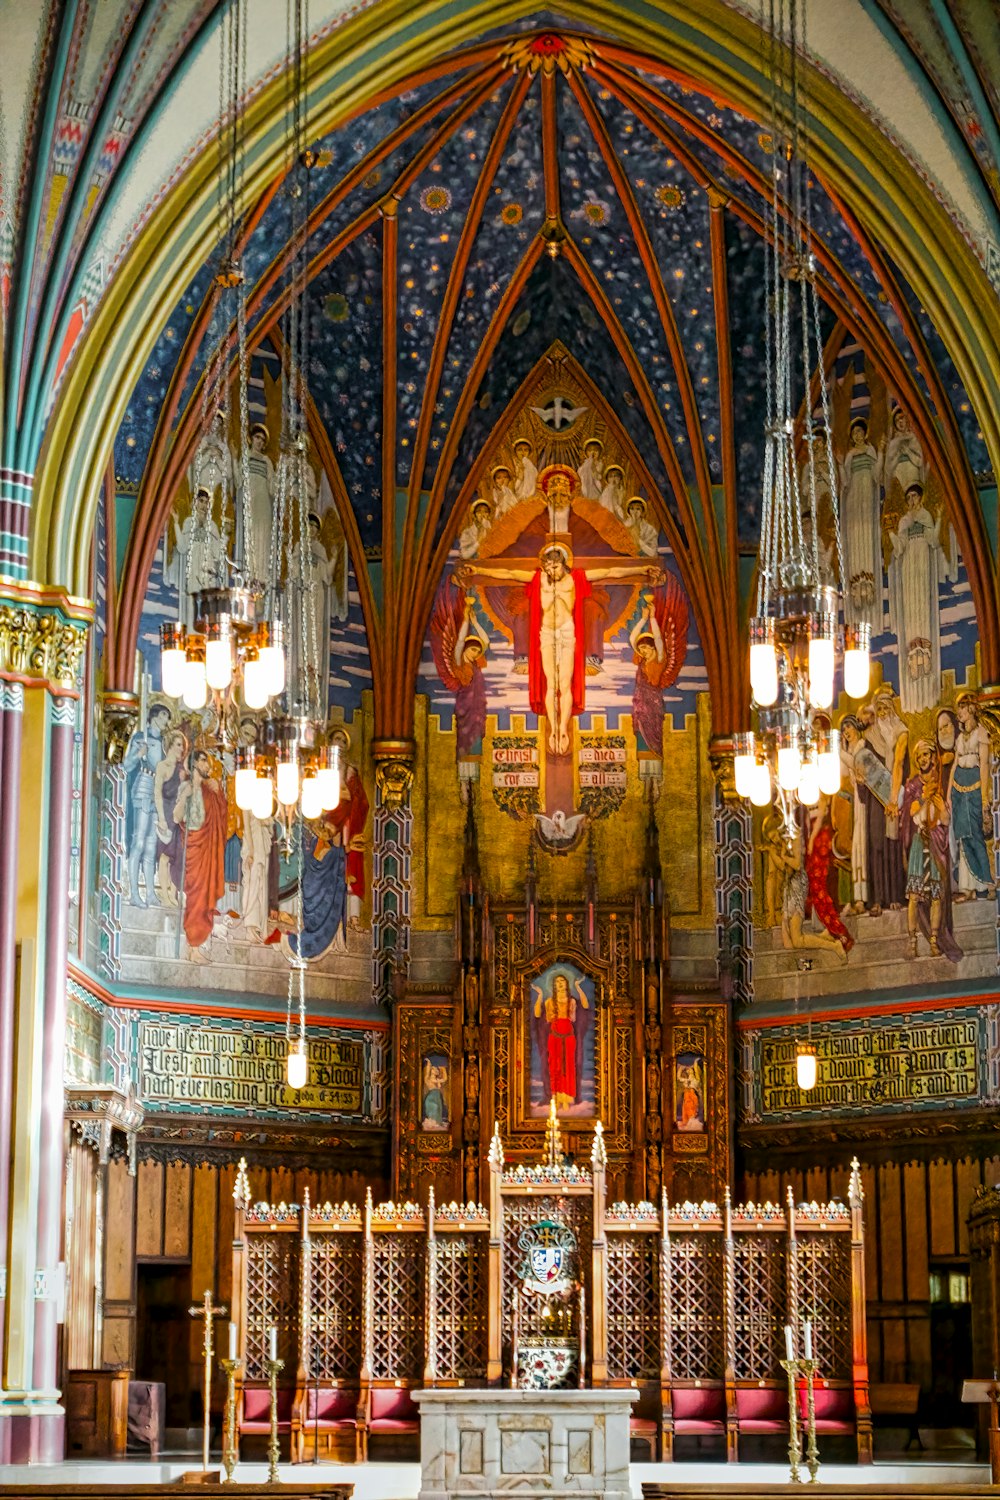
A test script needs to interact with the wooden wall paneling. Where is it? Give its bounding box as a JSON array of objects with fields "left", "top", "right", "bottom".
[
  {"left": 860, "top": 1164, "right": 878, "bottom": 1295},
  {"left": 135, "top": 1162, "right": 164, "bottom": 1259},
  {"left": 757, "top": 1169, "right": 780, "bottom": 1203},
  {"left": 216, "top": 1163, "right": 237, "bottom": 1315},
  {"left": 742, "top": 1172, "right": 759, "bottom": 1201},
  {"left": 162, "top": 1164, "right": 192, "bottom": 1258},
  {"left": 65, "top": 1140, "right": 97, "bottom": 1370},
  {"left": 102, "top": 1159, "right": 136, "bottom": 1368},
  {"left": 805, "top": 1166, "right": 827, "bottom": 1203},
  {"left": 955, "top": 1158, "right": 982, "bottom": 1255},
  {"left": 270, "top": 1167, "right": 295, "bottom": 1204},
  {"left": 877, "top": 1162, "right": 906, "bottom": 1381},
  {"left": 928, "top": 1160, "right": 955, "bottom": 1258},
  {"left": 903, "top": 1161, "right": 931, "bottom": 1390},
  {"left": 829, "top": 1162, "right": 852, "bottom": 1202}
]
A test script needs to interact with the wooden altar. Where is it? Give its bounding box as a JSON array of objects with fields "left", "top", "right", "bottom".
[{"left": 229, "top": 1144, "right": 871, "bottom": 1462}]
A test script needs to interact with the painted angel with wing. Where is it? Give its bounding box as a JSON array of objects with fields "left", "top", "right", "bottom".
[
  {"left": 430, "top": 579, "right": 489, "bottom": 769},
  {"left": 628, "top": 575, "right": 689, "bottom": 759}
]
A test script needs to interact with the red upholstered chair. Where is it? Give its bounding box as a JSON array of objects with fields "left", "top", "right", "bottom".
[
  {"left": 624, "top": 1381, "right": 660, "bottom": 1461},
  {"left": 237, "top": 1382, "right": 296, "bottom": 1461},
  {"left": 673, "top": 1383, "right": 728, "bottom": 1438},
  {"left": 733, "top": 1382, "right": 789, "bottom": 1458},
  {"left": 799, "top": 1381, "right": 855, "bottom": 1434},
  {"left": 362, "top": 1382, "right": 420, "bottom": 1460},
  {"left": 293, "top": 1383, "right": 362, "bottom": 1463}
]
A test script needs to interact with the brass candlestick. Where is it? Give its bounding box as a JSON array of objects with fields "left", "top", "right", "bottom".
[
  {"left": 799, "top": 1357, "right": 820, "bottom": 1482},
  {"left": 265, "top": 1357, "right": 285, "bottom": 1483},
  {"left": 779, "top": 1358, "right": 803, "bottom": 1483},
  {"left": 219, "top": 1357, "right": 241, "bottom": 1483}
]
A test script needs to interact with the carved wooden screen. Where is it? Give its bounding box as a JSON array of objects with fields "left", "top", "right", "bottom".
[
  {"left": 433, "top": 1232, "right": 489, "bottom": 1381},
  {"left": 501, "top": 1193, "right": 592, "bottom": 1344},
  {"left": 668, "top": 1231, "right": 726, "bottom": 1380},
  {"left": 606, "top": 1231, "right": 659, "bottom": 1380},
  {"left": 371, "top": 1233, "right": 425, "bottom": 1380},
  {"left": 796, "top": 1231, "right": 852, "bottom": 1378},
  {"left": 244, "top": 1231, "right": 299, "bottom": 1379},
  {"left": 309, "top": 1230, "right": 364, "bottom": 1380},
  {"left": 732, "top": 1230, "right": 787, "bottom": 1381}
]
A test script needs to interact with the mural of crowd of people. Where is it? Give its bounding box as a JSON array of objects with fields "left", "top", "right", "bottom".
[
  {"left": 757, "top": 368, "right": 992, "bottom": 975},
  {"left": 120, "top": 700, "right": 370, "bottom": 969}
]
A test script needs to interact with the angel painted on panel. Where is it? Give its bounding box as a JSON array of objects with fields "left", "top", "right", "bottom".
[
  {"left": 530, "top": 967, "right": 594, "bottom": 1112},
  {"left": 628, "top": 576, "right": 689, "bottom": 769},
  {"left": 834, "top": 381, "right": 886, "bottom": 626},
  {"left": 430, "top": 580, "right": 489, "bottom": 785},
  {"left": 675, "top": 1053, "right": 705, "bottom": 1133}
]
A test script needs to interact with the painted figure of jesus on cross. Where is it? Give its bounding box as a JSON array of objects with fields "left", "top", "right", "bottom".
[{"left": 459, "top": 489, "right": 662, "bottom": 755}]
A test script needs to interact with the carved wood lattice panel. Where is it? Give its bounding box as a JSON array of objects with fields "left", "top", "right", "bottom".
[
  {"left": 607, "top": 1235, "right": 659, "bottom": 1380},
  {"left": 245, "top": 1235, "right": 299, "bottom": 1379},
  {"left": 669, "top": 1234, "right": 725, "bottom": 1379},
  {"left": 501, "top": 1195, "right": 592, "bottom": 1344},
  {"left": 308, "top": 1233, "right": 364, "bottom": 1379},
  {"left": 796, "top": 1232, "right": 852, "bottom": 1378},
  {"left": 371, "top": 1236, "right": 424, "bottom": 1380},
  {"left": 732, "top": 1233, "right": 787, "bottom": 1380},
  {"left": 433, "top": 1235, "right": 489, "bottom": 1381}
]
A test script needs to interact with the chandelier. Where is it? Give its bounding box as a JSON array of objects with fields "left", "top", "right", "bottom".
[
  {"left": 159, "top": 0, "right": 286, "bottom": 718},
  {"left": 734, "top": 0, "right": 869, "bottom": 836}
]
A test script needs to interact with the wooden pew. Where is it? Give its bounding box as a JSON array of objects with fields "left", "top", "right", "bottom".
[{"left": 870, "top": 1381, "right": 922, "bottom": 1450}]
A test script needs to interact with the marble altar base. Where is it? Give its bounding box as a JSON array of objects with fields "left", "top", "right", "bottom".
[{"left": 412, "top": 1387, "right": 636, "bottom": 1500}]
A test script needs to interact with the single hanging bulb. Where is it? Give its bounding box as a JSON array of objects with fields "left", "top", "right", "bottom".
[
  {"left": 258, "top": 626, "right": 286, "bottom": 698},
  {"left": 817, "top": 728, "right": 841, "bottom": 796},
  {"left": 276, "top": 757, "right": 300, "bottom": 807},
  {"left": 234, "top": 748, "right": 257, "bottom": 812},
  {"left": 797, "top": 752, "right": 820, "bottom": 807},
  {"left": 160, "top": 624, "right": 187, "bottom": 698},
  {"left": 251, "top": 773, "right": 274, "bottom": 820},
  {"left": 796, "top": 1043, "right": 817, "bottom": 1091},
  {"left": 286, "top": 1037, "right": 308, "bottom": 1090},
  {"left": 749, "top": 617, "right": 779, "bottom": 706},
  {"left": 749, "top": 759, "right": 772, "bottom": 807},
  {"left": 807, "top": 615, "right": 835, "bottom": 710},
  {"left": 777, "top": 741, "right": 801, "bottom": 792},
  {"left": 300, "top": 774, "right": 323, "bottom": 821},
  {"left": 242, "top": 656, "right": 268, "bottom": 711},
  {"left": 316, "top": 747, "right": 341, "bottom": 810},
  {"left": 844, "top": 622, "right": 871, "bottom": 699},
  {"left": 205, "top": 632, "right": 233, "bottom": 691},
  {"left": 733, "top": 732, "right": 757, "bottom": 800},
  {"left": 182, "top": 654, "right": 208, "bottom": 709}
]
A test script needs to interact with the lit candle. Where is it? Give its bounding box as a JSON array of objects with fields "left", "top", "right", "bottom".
[
  {"left": 268, "top": 1326, "right": 277, "bottom": 1361},
  {"left": 228, "top": 1321, "right": 237, "bottom": 1361},
  {"left": 803, "top": 1320, "right": 812, "bottom": 1361},
  {"left": 784, "top": 1324, "right": 794, "bottom": 1361}
]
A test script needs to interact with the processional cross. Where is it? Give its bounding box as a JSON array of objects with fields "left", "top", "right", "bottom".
[{"left": 188, "top": 1288, "right": 228, "bottom": 1471}]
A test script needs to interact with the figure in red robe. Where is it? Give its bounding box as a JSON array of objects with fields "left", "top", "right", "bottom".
[
  {"left": 328, "top": 762, "right": 370, "bottom": 928},
  {"left": 174, "top": 749, "right": 228, "bottom": 954},
  {"left": 532, "top": 971, "right": 590, "bottom": 1109}
]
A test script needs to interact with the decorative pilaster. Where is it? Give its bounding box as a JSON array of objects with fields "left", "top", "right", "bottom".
[
  {"left": 371, "top": 739, "right": 414, "bottom": 1005},
  {"left": 709, "top": 736, "right": 754, "bottom": 1005},
  {"left": 976, "top": 685, "right": 1000, "bottom": 973},
  {"left": 0, "top": 468, "right": 33, "bottom": 578}
]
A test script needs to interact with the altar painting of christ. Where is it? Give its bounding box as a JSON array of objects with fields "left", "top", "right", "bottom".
[{"left": 528, "top": 962, "right": 596, "bottom": 1118}]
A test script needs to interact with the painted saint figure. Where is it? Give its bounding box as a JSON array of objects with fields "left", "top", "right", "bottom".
[
  {"left": 287, "top": 512, "right": 335, "bottom": 712},
  {"left": 576, "top": 438, "right": 604, "bottom": 500},
  {"left": 900, "top": 739, "right": 961, "bottom": 959},
  {"left": 628, "top": 579, "right": 689, "bottom": 773},
  {"left": 239, "top": 422, "right": 275, "bottom": 581},
  {"left": 884, "top": 407, "right": 924, "bottom": 498},
  {"left": 152, "top": 728, "right": 189, "bottom": 908},
  {"left": 328, "top": 762, "right": 370, "bottom": 929},
  {"left": 421, "top": 1056, "right": 449, "bottom": 1132},
  {"left": 459, "top": 496, "right": 493, "bottom": 560},
  {"left": 675, "top": 1055, "right": 704, "bottom": 1132},
  {"left": 532, "top": 971, "right": 590, "bottom": 1109},
  {"left": 169, "top": 487, "right": 227, "bottom": 632},
  {"left": 837, "top": 417, "right": 884, "bottom": 624},
  {"left": 949, "top": 693, "right": 994, "bottom": 900},
  {"left": 241, "top": 809, "right": 274, "bottom": 942},
  {"left": 123, "top": 704, "right": 170, "bottom": 907},
  {"left": 430, "top": 583, "right": 489, "bottom": 785},
  {"left": 174, "top": 749, "right": 228, "bottom": 956},
  {"left": 598, "top": 463, "right": 626, "bottom": 520},
  {"left": 513, "top": 438, "right": 538, "bottom": 501},
  {"left": 887, "top": 483, "right": 946, "bottom": 714},
  {"left": 624, "top": 495, "right": 658, "bottom": 558},
  {"left": 188, "top": 409, "right": 235, "bottom": 503},
  {"left": 491, "top": 464, "right": 518, "bottom": 517}
]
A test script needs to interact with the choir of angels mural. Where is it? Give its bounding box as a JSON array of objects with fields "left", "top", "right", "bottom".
[
  {"left": 115, "top": 364, "right": 371, "bottom": 990},
  {"left": 429, "top": 350, "right": 692, "bottom": 855},
  {"left": 756, "top": 358, "right": 993, "bottom": 992}
]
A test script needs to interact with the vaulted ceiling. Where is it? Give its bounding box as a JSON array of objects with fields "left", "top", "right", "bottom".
[{"left": 2, "top": 2, "right": 997, "bottom": 734}]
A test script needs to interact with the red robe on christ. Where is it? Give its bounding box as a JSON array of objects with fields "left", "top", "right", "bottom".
[
  {"left": 526, "top": 568, "right": 593, "bottom": 719},
  {"left": 182, "top": 779, "right": 228, "bottom": 948}
]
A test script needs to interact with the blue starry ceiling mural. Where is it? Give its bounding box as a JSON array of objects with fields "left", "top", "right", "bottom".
[{"left": 108, "top": 24, "right": 989, "bottom": 727}]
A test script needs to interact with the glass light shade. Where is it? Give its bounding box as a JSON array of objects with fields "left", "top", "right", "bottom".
[
  {"left": 242, "top": 656, "right": 268, "bottom": 710},
  {"left": 300, "top": 774, "right": 323, "bottom": 821},
  {"left": 234, "top": 766, "right": 257, "bottom": 811},
  {"left": 258, "top": 644, "right": 285, "bottom": 699},
  {"left": 733, "top": 732, "right": 756, "bottom": 799},
  {"left": 844, "top": 645, "right": 870, "bottom": 700},
  {"left": 161, "top": 647, "right": 187, "bottom": 699},
  {"left": 797, "top": 754, "right": 820, "bottom": 806},
  {"left": 276, "top": 758, "right": 300, "bottom": 807},
  {"left": 818, "top": 729, "right": 841, "bottom": 795},
  {"left": 749, "top": 759, "right": 772, "bottom": 806},
  {"left": 182, "top": 656, "right": 208, "bottom": 709},
  {"left": 316, "top": 764, "right": 341, "bottom": 810},
  {"left": 251, "top": 774, "right": 274, "bottom": 820},
  {"left": 286, "top": 1039, "right": 308, "bottom": 1090},
  {"left": 750, "top": 641, "right": 779, "bottom": 706},
  {"left": 796, "top": 1045, "right": 818, "bottom": 1091},
  {"left": 205, "top": 637, "right": 233, "bottom": 691},
  {"left": 777, "top": 743, "right": 801, "bottom": 791},
  {"left": 808, "top": 636, "right": 835, "bottom": 709}
]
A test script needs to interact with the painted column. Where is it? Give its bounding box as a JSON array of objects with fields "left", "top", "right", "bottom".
[
  {"left": 0, "top": 681, "right": 24, "bottom": 1426},
  {"left": 371, "top": 739, "right": 415, "bottom": 1005},
  {"left": 709, "top": 738, "right": 754, "bottom": 1005}
]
